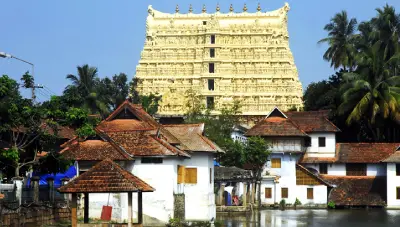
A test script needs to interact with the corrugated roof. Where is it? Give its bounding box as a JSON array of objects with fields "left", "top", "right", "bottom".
[{"left": 58, "top": 159, "right": 154, "bottom": 193}]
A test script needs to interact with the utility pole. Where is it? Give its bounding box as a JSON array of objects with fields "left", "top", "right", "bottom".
[{"left": 0, "top": 52, "right": 37, "bottom": 102}]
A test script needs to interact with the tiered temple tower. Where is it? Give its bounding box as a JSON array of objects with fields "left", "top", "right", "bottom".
[{"left": 134, "top": 3, "right": 303, "bottom": 117}]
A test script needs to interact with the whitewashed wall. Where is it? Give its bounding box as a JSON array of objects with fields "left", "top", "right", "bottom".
[
  {"left": 261, "top": 153, "right": 327, "bottom": 205},
  {"left": 326, "top": 164, "right": 346, "bottom": 176},
  {"left": 387, "top": 163, "right": 400, "bottom": 207},
  {"left": 181, "top": 153, "right": 215, "bottom": 221},
  {"left": 306, "top": 133, "right": 336, "bottom": 157}
]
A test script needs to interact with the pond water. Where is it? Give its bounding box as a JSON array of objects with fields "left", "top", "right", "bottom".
[{"left": 216, "top": 209, "right": 400, "bottom": 227}]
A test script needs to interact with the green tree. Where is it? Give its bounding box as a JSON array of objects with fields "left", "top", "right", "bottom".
[
  {"left": 129, "top": 77, "right": 162, "bottom": 115},
  {"left": 338, "top": 42, "right": 400, "bottom": 141},
  {"left": 319, "top": 11, "right": 358, "bottom": 70}
]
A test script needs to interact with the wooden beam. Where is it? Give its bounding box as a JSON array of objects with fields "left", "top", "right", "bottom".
[
  {"left": 84, "top": 193, "right": 89, "bottom": 223},
  {"left": 71, "top": 193, "right": 77, "bottom": 227},
  {"left": 128, "top": 192, "right": 132, "bottom": 227},
  {"left": 138, "top": 191, "right": 143, "bottom": 224}
]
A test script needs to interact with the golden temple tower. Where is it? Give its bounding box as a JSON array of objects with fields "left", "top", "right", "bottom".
[{"left": 134, "top": 3, "right": 303, "bottom": 116}]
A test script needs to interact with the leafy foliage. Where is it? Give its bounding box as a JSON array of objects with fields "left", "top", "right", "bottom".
[{"left": 129, "top": 77, "right": 162, "bottom": 115}]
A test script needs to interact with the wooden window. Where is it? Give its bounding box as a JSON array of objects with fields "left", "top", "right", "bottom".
[
  {"left": 210, "top": 48, "right": 215, "bottom": 58},
  {"left": 319, "top": 163, "right": 328, "bottom": 174},
  {"left": 271, "top": 158, "right": 281, "bottom": 168},
  {"left": 397, "top": 187, "right": 400, "bottom": 200},
  {"left": 318, "top": 137, "right": 326, "bottom": 147},
  {"left": 141, "top": 158, "right": 163, "bottom": 164},
  {"left": 296, "top": 167, "right": 322, "bottom": 185},
  {"left": 265, "top": 188, "right": 272, "bottom": 199},
  {"left": 307, "top": 188, "right": 314, "bottom": 199},
  {"left": 203, "top": 21, "right": 207, "bottom": 25},
  {"left": 177, "top": 165, "right": 185, "bottom": 184},
  {"left": 185, "top": 168, "right": 197, "bottom": 184},
  {"left": 396, "top": 164, "right": 400, "bottom": 176},
  {"left": 281, "top": 188, "right": 288, "bottom": 199},
  {"left": 346, "top": 164, "right": 367, "bottom": 176},
  {"left": 209, "top": 63, "right": 215, "bottom": 73},
  {"left": 211, "top": 35, "right": 215, "bottom": 44},
  {"left": 304, "top": 137, "right": 311, "bottom": 147}
]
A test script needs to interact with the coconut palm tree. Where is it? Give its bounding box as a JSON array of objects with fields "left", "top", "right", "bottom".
[
  {"left": 370, "top": 4, "right": 400, "bottom": 62},
  {"left": 338, "top": 42, "right": 400, "bottom": 141},
  {"left": 319, "top": 11, "right": 358, "bottom": 71},
  {"left": 66, "top": 64, "right": 108, "bottom": 115}
]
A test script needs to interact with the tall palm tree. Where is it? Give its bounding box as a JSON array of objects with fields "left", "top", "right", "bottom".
[
  {"left": 319, "top": 11, "right": 358, "bottom": 71},
  {"left": 370, "top": 4, "right": 400, "bottom": 62},
  {"left": 338, "top": 42, "right": 400, "bottom": 141},
  {"left": 66, "top": 64, "right": 108, "bottom": 115}
]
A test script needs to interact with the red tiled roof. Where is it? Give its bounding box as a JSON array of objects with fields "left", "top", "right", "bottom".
[
  {"left": 382, "top": 149, "right": 400, "bottom": 163},
  {"left": 246, "top": 116, "right": 308, "bottom": 137},
  {"left": 285, "top": 111, "right": 340, "bottom": 132},
  {"left": 61, "top": 139, "right": 133, "bottom": 161},
  {"left": 321, "top": 175, "right": 386, "bottom": 206},
  {"left": 105, "top": 131, "right": 190, "bottom": 157},
  {"left": 58, "top": 159, "right": 154, "bottom": 193},
  {"left": 299, "top": 156, "right": 337, "bottom": 164},
  {"left": 336, "top": 143, "right": 398, "bottom": 163},
  {"left": 97, "top": 119, "right": 154, "bottom": 131},
  {"left": 163, "top": 124, "right": 223, "bottom": 153}
]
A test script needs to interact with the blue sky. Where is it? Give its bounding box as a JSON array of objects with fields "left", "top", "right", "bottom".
[{"left": 0, "top": 0, "right": 399, "bottom": 101}]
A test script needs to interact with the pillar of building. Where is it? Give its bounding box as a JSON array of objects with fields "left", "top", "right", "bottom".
[
  {"left": 61, "top": 178, "right": 70, "bottom": 205},
  {"left": 138, "top": 191, "right": 143, "bottom": 225},
  {"left": 71, "top": 193, "right": 78, "bottom": 227},
  {"left": 31, "top": 176, "right": 40, "bottom": 203},
  {"left": 218, "top": 183, "right": 226, "bottom": 206},
  {"left": 128, "top": 192, "right": 132, "bottom": 227},
  {"left": 242, "top": 182, "right": 247, "bottom": 207},
  {"left": 47, "top": 177, "right": 55, "bottom": 203},
  {"left": 12, "top": 177, "right": 23, "bottom": 205},
  {"left": 84, "top": 193, "right": 89, "bottom": 223},
  {"left": 251, "top": 182, "right": 256, "bottom": 204}
]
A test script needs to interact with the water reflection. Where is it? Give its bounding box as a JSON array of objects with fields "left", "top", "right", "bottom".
[{"left": 216, "top": 209, "right": 400, "bottom": 227}]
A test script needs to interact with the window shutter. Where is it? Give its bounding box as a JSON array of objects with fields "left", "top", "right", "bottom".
[
  {"left": 397, "top": 187, "right": 400, "bottom": 200},
  {"left": 307, "top": 188, "right": 313, "bottom": 199},
  {"left": 271, "top": 158, "right": 281, "bottom": 168},
  {"left": 281, "top": 188, "right": 288, "bottom": 198},
  {"left": 177, "top": 165, "right": 185, "bottom": 184},
  {"left": 185, "top": 168, "right": 197, "bottom": 184},
  {"left": 265, "top": 188, "right": 272, "bottom": 198}
]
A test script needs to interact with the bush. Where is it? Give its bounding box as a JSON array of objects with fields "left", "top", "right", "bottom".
[
  {"left": 294, "top": 198, "right": 302, "bottom": 206},
  {"left": 166, "top": 218, "right": 217, "bottom": 227},
  {"left": 328, "top": 201, "right": 335, "bottom": 209},
  {"left": 279, "top": 199, "right": 286, "bottom": 209}
]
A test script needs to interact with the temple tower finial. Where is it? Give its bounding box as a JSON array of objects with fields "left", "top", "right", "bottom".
[
  {"left": 175, "top": 4, "right": 179, "bottom": 13},
  {"left": 216, "top": 3, "right": 220, "bottom": 12},
  {"left": 202, "top": 4, "right": 206, "bottom": 13},
  {"left": 257, "top": 3, "right": 261, "bottom": 12},
  {"left": 229, "top": 4, "right": 234, "bottom": 12},
  {"left": 243, "top": 3, "right": 248, "bottom": 12},
  {"left": 189, "top": 4, "right": 193, "bottom": 13}
]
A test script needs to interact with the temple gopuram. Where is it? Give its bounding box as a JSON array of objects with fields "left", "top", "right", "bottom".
[{"left": 134, "top": 3, "right": 303, "bottom": 121}]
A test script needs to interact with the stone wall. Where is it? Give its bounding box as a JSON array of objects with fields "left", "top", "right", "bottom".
[
  {"left": 1, "top": 206, "right": 70, "bottom": 227},
  {"left": 173, "top": 193, "right": 185, "bottom": 220}
]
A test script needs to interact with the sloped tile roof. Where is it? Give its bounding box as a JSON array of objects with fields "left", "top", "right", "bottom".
[
  {"left": 246, "top": 116, "right": 308, "bottom": 137},
  {"left": 97, "top": 119, "right": 154, "bottom": 131},
  {"left": 382, "top": 149, "right": 400, "bottom": 163},
  {"left": 105, "top": 131, "right": 190, "bottom": 157},
  {"left": 61, "top": 139, "right": 133, "bottom": 161},
  {"left": 58, "top": 159, "right": 154, "bottom": 193},
  {"left": 285, "top": 111, "right": 340, "bottom": 132},
  {"left": 321, "top": 175, "right": 386, "bottom": 206},
  {"left": 163, "top": 124, "right": 223, "bottom": 153},
  {"left": 336, "top": 143, "right": 398, "bottom": 163}
]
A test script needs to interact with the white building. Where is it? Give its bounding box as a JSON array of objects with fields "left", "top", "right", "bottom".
[
  {"left": 246, "top": 107, "right": 400, "bottom": 207},
  {"left": 61, "top": 100, "right": 222, "bottom": 225}
]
